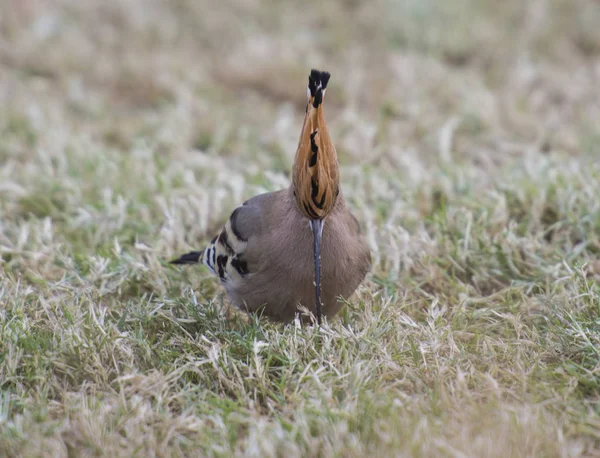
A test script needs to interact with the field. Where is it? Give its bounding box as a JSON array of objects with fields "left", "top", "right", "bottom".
[{"left": 2, "top": 0, "right": 600, "bottom": 456}]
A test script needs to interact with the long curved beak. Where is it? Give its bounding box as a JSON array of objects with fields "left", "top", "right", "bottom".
[{"left": 309, "top": 219, "right": 324, "bottom": 325}]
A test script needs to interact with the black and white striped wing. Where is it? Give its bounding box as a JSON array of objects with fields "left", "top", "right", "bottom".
[{"left": 200, "top": 203, "right": 262, "bottom": 284}]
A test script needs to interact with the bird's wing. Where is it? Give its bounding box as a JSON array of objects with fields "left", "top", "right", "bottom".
[{"left": 171, "top": 198, "right": 265, "bottom": 284}]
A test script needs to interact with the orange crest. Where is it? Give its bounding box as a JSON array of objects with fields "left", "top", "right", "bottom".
[{"left": 292, "top": 70, "right": 340, "bottom": 220}]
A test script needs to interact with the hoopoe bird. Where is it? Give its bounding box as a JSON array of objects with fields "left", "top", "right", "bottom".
[{"left": 171, "top": 69, "right": 371, "bottom": 324}]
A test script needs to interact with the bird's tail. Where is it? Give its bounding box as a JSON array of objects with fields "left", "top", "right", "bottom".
[
  {"left": 170, "top": 245, "right": 218, "bottom": 277},
  {"left": 171, "top": 241, "right": 217, "bottom": 270},
  {"left": 170, "top": 250, "right": 204, "bottom": 265}
]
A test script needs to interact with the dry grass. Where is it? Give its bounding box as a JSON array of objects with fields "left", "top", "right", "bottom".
[{"left": 1, "top": 0, "right": 600, "bottom": 456}]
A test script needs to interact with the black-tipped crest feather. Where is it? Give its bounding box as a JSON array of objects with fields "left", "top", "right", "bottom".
[{"left": 308, "top": 69, "right": 331, "bottom": 108}]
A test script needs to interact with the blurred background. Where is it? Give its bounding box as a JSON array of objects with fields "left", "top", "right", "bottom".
[
  {"left": 2, "top": 0, "right": 599, "bottom": 162},
  {"left": 1, "top": 0, "right": 600, "bottom": 265}
]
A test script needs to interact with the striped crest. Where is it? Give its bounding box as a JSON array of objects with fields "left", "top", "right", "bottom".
[{"left": 293, "top": 69, "right": 339, "bottom": 220}]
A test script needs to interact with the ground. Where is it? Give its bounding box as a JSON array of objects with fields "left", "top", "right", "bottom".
[{"left": 1, "top": 0, "right": 600, "bottom": 456}]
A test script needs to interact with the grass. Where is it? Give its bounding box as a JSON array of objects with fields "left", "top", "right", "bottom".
[{"left": 2, "top": 0, "right": 600, "bottom": 456}]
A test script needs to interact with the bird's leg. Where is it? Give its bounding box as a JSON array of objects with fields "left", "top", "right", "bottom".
[{"left": 309, "top": 219, "right": 324, "bottom": 325}]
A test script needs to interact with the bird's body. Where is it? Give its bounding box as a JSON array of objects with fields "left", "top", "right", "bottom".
[{"left": 172, "top": 70, "right": 371, "bottom": 323}]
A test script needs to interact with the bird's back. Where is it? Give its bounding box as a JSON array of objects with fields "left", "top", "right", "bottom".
[{"left": 224, "top": 187, "right": 371, "bottom": 322}]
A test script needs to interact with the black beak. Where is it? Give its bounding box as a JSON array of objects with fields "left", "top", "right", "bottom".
[{"left": 309, "top": 219, "right": 324, "bottom": 325}]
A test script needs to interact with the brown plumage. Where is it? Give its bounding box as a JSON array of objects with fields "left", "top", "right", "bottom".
[
  {"left": 171, "top": 69, "right": 371, "bottom": 324},
  {"left": 293, "top": 70, "right": 338, "bottom": 221}
]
